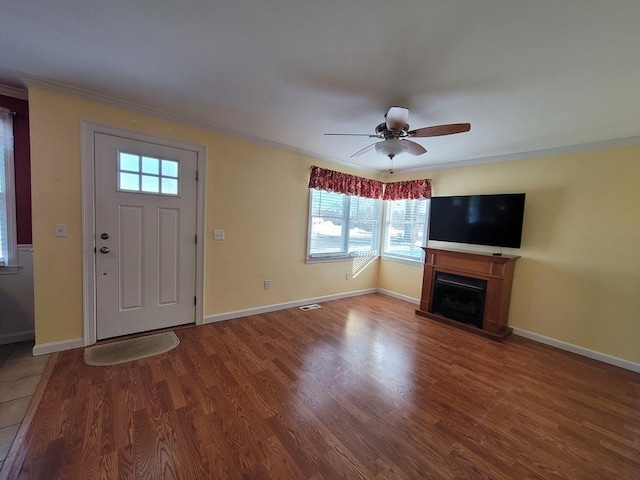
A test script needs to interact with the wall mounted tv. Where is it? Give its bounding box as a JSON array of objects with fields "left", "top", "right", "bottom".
[{"left": 428, "top": 193, "right": 526, "bottom": 248}]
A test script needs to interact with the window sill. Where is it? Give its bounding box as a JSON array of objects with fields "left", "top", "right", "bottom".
[
  {"left": 380, "top": 255, "right": 424, "bottom": 267},
  {"left": 0, "top": 265, "right": 22, "bottom": 275},
  {"left": 306, "top": 253, "right": 379, "bottom": 264},
  {"left": 306, "top": 255, "right": 353, "bottom": 264}
]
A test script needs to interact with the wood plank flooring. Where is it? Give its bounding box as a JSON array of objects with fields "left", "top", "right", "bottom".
[{"left": 8, "top": 294, "right": 640, "bottom": 479}]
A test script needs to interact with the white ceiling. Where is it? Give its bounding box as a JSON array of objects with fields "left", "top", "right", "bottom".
[{"left": 1, "top": 0, "right": 639, "bottom": 172}]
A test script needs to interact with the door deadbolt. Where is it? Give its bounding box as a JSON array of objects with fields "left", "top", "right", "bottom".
[
  {"left": 100, "top": 233, "right": 109, "bottom": 240},
  {"left": 99, "top": 246, "right": 110, "bottom": 254}
]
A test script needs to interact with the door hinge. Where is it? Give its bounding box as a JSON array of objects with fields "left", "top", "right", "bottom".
[
  {"left": 194, "top": 296, "right": 197, "bottom": 306},
  {"left": 195, "top": 234, "right": 197, "bottom": 244},
  {"left": 195, "top": 170, "right": 199, "bottom": 181}
]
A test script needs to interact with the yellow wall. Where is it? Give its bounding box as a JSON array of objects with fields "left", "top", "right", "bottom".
[
  {"left": 28, "top": 87, "right": 639, "bottom": 364},
  {"left": 379, "top": 146, "right": 640, "bottom": 363},
  {"left": 28, "top": 88, "right": 380, "bottom": 345}
]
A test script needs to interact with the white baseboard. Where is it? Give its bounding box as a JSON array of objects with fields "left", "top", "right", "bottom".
[
  {"left": 512, "top": 328, "right": 640, "bottom": 373},
  {"left": 0, "top": 330, "right": 35, "bottom": 345},
  {"left": 32, "top": 338, "right": 84, "bottom": 356},
  {"left": 377, "top": 288, "right": 420, "bottom": 305},
  {"left": 205, "top": 288, "right": 378, "bottom": 323}
]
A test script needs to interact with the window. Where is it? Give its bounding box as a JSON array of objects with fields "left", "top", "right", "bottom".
[
  {"left": 118, "top": 152, "right": 179, "bottom": 195},
  {"left": 0, "top": 108, "right": 16, "bottom": 267},
  {"left": 382, "top": 198, "right": 429, "bottom": 262},
  {"left": 308, "top": 189, "right": 381, "bottom": 258}
]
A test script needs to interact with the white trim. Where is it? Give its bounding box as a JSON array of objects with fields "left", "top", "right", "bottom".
[
  {"left": 376, "top": 288, "right": 420, "bottom": 305},
  {"left": 33, "top": 338, "right": 84, "bottom": 356},
  {"left": 376, "top": 289, "right": 639, "bottom": 373},
  {"left": 205, "top": 288, "right": 378, "bottom": 323},
  {"left": 0, "top": 330, "right": 34, "bottom": 345},
  {"left": 81, "top": 122, "right": 206, "bottom": 346},
  {"left": 22, "top": 75, "right": 640, "bottom": 176},
  {"left": 387, "top": 136, "right": 640, "bottom": 175},
  {"left": 0, "top": 84, "right": 28, "bottom": 100},
  {"left": 0, "top": 245, "right": 32, "bottom": 274},
  {"left": 21, "top": 73, "right": 375, "bottom": 174},
  {"left": 512, "top": 327, "right": 640, "bottom": 373}
]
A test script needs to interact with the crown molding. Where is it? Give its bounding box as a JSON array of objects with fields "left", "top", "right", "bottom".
[
  {"left": 18, "top": 74, "right": 639, "bottom": 176},
  {"left": 0, "top": 84, "right": 28, "bottom": 100},
  {"left": 385, "top": 136, "right": 640, "bottom": 175},
  {"left": 19, "top": 73, "right": 378, "bottom": 174}
]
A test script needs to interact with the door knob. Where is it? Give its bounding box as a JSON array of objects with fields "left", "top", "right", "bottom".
[{"left": 100, "top": 246, "right": 110, "bottom": 254}]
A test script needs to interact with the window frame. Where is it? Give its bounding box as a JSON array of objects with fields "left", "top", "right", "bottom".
[
  {"left": 0, "top": 107, "right": 17, "bottom": 272},
  {"left": 380, "top": 197, "right": 430, "bottom": 265},
  {"left": 306, "top": 189, "right": 381, "bottom": 262}
]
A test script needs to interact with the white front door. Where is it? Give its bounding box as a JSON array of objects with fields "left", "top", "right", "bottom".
[{"left": 94, "top": 133, "right": 198, "bottom": 340}]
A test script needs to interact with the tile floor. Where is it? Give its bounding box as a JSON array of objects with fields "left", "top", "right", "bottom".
[{"left": 0, "top": 342, "right": 49, "bottom": 473}]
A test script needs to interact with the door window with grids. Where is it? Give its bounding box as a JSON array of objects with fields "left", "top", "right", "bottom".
[{"left": 118, "top": 152, "right": 179, "bottom": 195}]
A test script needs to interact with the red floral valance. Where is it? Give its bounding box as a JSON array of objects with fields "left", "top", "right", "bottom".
[
  {"left": 383, "top": 179, "right": 432, "bottom": 200},
  {"left": 309, "top": 166, "right": 431, "bottom": 201},
  {"left": 308, "top": 166, "right": 383, "bottom": 199}
]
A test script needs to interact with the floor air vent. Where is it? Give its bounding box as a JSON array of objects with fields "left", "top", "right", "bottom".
[{"left": 299, "top": 304, "right": 321, "bottom": 311}]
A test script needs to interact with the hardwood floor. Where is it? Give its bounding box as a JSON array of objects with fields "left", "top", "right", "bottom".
[{"left": 7, "top": 294, "right": 640, "bottom": 479}]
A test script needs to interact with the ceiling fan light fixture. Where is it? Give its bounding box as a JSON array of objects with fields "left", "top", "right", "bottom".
[{"left": 375, "top": 138, "right": 409, "bottom": 157}]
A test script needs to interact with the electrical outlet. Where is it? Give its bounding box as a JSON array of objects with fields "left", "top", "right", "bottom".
[
  {"left": 213, "top": 229, "right": 225, "bottom": 240},
  {"left": 345, "top": 272, "right": 350, "bottom": 280},
  {"left": 264, "top": 280, "right": 271, "bottom": 290}
]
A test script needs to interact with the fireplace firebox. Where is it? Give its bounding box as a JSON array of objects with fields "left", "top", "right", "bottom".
[{"left": 432, "top": 272, "right": 487, "bottom": 328}]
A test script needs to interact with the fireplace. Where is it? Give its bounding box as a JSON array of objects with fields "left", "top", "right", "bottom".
[
  {"left": 432, "top": 272, "right": 487, "bottom": 328},
  {"left": 417, "top": 248, "right": 520, "bottom": 340}
]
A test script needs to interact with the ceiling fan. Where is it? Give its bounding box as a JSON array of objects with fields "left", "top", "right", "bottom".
[{"left": 325, "top": 106, "right": 470, "bottom": 168}]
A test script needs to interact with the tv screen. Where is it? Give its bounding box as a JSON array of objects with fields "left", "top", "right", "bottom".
[{"left": 428, "top": 193, "right": 526, "bottom": 248}]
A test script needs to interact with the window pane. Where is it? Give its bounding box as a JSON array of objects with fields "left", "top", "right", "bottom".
[
  {"left": 141, "top": 156, "right": 159, "bottom": 175},
  {"left": 309, "top": 190, "right": 346, "bottom": 255},
  {"left": 348, "top": 196, "right": 380, "bottom": 253},
  {"left": 119, "top": 153, "right": 139, "bottom": 172},
  {"left": 161, "top": 160, "right": 178, "bottom": 178},
  {"left": 310, "top": 220, "right": 344, "bottom": 253},
  {"left": 308, "top": 189, "right": 382, "bottom": 258},
  {"left": 161, "top": 177, "right": 178, "bottom": 195},
  {"left": 141, "top": 174, "right": 159, "bottom": 193},
  {"left": 0, "top": 109, "right": 15, "bottom": 265},
  {"left": 119, "top": 172, "right": 140, "bottom": 191},
  {"left": 383, "top": 199, "right": 428, "bottom": 260}
]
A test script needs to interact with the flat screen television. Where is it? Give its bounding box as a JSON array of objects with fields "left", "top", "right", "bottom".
[{"left": 428, "top": 193, "right": 526, "bottom": 248}]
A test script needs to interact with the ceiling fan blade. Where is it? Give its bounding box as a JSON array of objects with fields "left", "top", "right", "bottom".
[
  {"left": 324, "top": 133, "right": 379, "bottom": 137},
  {"left": 408, "top": 123, "right": 471, "bottom": 137},
  {"left": 404, "top": 139, "right": 427, "bottom": 156},
  {"left": 351, "top": 142, "right": 378, "bottom": 157},
  {"left": 385, "top": 106, "right": 409, "bottom": 131}
]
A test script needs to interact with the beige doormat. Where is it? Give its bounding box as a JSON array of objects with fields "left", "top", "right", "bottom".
[{"left": 84, "top": 331, "right": 179, "bottom": 366}]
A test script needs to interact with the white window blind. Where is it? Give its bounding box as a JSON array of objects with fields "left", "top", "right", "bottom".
[
  {"left": 382, "top": 198, "right": 429, "bottom": 262},
  {"left": 308, "top": 189, "right": 381, "bottom": 258},
  {"left": 0, "top": 107, "right": 17, "bottom": 267}
]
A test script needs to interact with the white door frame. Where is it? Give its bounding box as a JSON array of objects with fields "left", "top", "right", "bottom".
[{"left": 81, "top": 122, "right": 206, "bottom": 346}]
